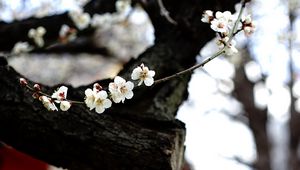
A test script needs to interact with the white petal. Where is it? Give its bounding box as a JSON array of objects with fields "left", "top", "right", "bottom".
[
  {"left": 111, "top": 93, "right": 122, "bottom": 103},
  {"left": 114, "top": 76, "right": 125, "bottom": 84},
  {"left": 95, "top": 106, "right": 105, "bottom": 114},
  {"left": 215, "top": 11, "right": 222, "bottom": 19},
  {"left": 125, "top": 81, "right": 134, "bottom": 90},
  {"left": 131, "top": 67, "right": 142, "bottom": 80},
  {"left": 144, "top": 78, "right": 154, "bottom": 86},
  {"left": 97, "top": 90, "right": 108, "bottom": 99},
  {"left": 85, "top": 88, "right": 93, "bottom": 96},
  {"left": 148, "top": 70, "right": 155, "bottom": 77},
  {"left": 125, "top": 91, "right": 133, "bottom": 99},
  {"left": 108, "top": 83, "right": 117, "bottom": 93},
  {"left": 103, "top": 99, "right": 112, "bottom": 108}
]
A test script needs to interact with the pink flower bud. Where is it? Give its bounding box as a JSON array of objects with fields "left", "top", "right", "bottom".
[
  {"left": 19, "top": 78, "right": 28, "bottom": 86},
  {"left": 32, "top": 92, "right": 40, "bottom": 99},
  {"left": 93, "top": 83, "right": 102, "bottom": 91},
  {"left": 33, "top": 84, "right": 41, "bottom": 91}
]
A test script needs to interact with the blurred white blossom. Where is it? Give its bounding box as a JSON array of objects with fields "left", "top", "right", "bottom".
[
  {"left": 12, "top": 42, "right": 33, "bottom": 54},
  {"left": 28, "top": 26, "right": 46, "bottom": 47}
]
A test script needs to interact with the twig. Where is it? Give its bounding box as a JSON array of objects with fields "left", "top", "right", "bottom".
[
  {"left": 157, "top": 0, "right": 177, "bottom": 25},
  {"left": 154, "top": 48, "right": 225, "bottom": 84}
]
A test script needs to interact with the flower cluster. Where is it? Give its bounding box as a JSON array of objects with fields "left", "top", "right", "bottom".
[
  {"left": 59, "top": 24, "right": 77, "bottom": 43},
  {"left": 68, "top": 9, "right": 91, "bottom": 30},
  {"left": 10, "top": 0, "right": 132, "bottom": 56},
  {"left": 201, "top": 9, "right": 255, "bottom": 55},
  {"left": 241, "top": 15, "right": 256, "bottom": 36},
  {"left": 28, "top": 26, "right": 46, "bottom": 47},
  {"left": 19, "top": 63, "right": 155, "bottom": 114}
]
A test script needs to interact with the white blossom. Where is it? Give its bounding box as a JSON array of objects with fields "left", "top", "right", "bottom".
[
  {"left": 241, "top": 15, "right": 255, "bottom": 36},
  {"left": 39, "top": 96, "right": 58, "bottom": 111},
  {"left": 69, "top": 9, "right": 91, "bottom": 30},
  {"left": 28, "top": 26, "right": 46, "bottom": 47},
  {"left": 84, "top": 88, "right": 97, "bottom": 110},
  {"left": 116, "top": 0, "right": 131, "bottom": 14},
  {"left": 12, "top": 42, "right": 33, "bottom": 54},
  {"left": 60, "top": 101, "right": 71, "bottom": 111},
  {"left": 201, "top": 10, "right": 213, "bottom": 23},
  {"left": 51, "top": 86, "right": 68, "bottom": 101},
  {"left": 210, "top": 11, "right": 234, "bottom": 33},
  {"left": 59, "top": 24, "right": 77, "bottom": 43},
  {"left": 109, "top": 76, "right": 134, "bottom": 103},
  {"left": 94, "top": 90, "right": 112, "bottom": 113},
  {"left": 215, "top": 11, "right": 233, "bottom": 21},
  {"left": 131, "top": 63, "right": 155, "bottom": 86}
]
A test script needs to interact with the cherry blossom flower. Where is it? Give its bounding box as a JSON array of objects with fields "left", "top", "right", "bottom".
[
  {"left": 59, "top": 24, "right": 77, "bottom": 43},
  {"left": 39, "top": 96, "right": 58, "bottom": 111},
  {"left": 51, "top": 86, "right": 68, "bottom": 101},
  {"left": 84, "top": 88, "right": 97, "bottom": 110},
  {"left": 69, "top": 9, "right": 91, "bottom": 30},
  {"left": 60, "top": 101, "right": 71, "bottom": 111},
  {"left": 241, "top": 15, "right": 256, "bottom": 36},
  {"left": 109, "top": 76, "right": 134, "bottom": 103},
  {"left": 28, "top": 26, "right": 46, "bottom": 47},
  {"left": 12, "top": 42, "right": 33, "bottom": 54},
  {"left": 94, "top": 90, "right": 112, "bottom": 113},
  {"left": 201, "top": 10, "right": 214, "bottom": 23},
  {"left": 210, "top": 11, "right": 234, "bottom": 33},
  {"left": 131, "top": 63, "right": 155, "bottom": 86}
]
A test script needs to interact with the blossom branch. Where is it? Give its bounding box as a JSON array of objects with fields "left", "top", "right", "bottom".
[{"left": 154, "top": 0, "right": 250, "bottom": 84}]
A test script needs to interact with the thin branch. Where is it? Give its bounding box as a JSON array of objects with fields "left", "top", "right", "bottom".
[
  {"left": 154, "top": 49, "right": 225, "bottom": 84},
  {"left": 157, "top": 0, "right": 177, "bottom": 25}
]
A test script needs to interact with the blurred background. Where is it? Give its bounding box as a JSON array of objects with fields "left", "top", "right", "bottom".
[{"left": 1, "top": 0, "right": 300, "bottom": 170}]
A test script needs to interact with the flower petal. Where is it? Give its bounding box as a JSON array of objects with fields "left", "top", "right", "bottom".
[
  {"left": 103, "top": 99, "right": 112, "bottom": 108},
  {"left": 125, "top": 91, "right": 133, "bottom": 99},
  {"left": 144, "top": 78, "right": 154, "bottom": 86},
  {"left": 95, "top": 106, "right": 105, "bottom": 114}
]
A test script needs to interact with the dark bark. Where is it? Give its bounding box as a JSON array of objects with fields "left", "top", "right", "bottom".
[
  {"left": 233, "top": 50, "right": 271, "bottom": 170},
  {"left": 0, "top": 0, "right": 239, "bottom": 169}
]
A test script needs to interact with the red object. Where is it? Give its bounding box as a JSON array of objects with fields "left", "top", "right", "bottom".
[{"left": 0, "top": 145, "right": 48, "bottom": 170}]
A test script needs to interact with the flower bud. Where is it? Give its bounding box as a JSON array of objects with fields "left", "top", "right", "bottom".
[
  {"left": 60, "top": 101, "right": 71, "bottom": 111},
  {"left": 93, "top": 83, "right": 102, "bottom": 91},
  {"left": 19, "top": 78, "right": 28, "bottom": 86},
  {"left": 34, "top": 84, "right": 41, "bottom": 91},
  {"left": 32, "top": 92, "right": 40, "bottom": 99}
]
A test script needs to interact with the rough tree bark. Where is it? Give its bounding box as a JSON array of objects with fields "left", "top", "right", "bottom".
[{"left": 0, "top": 0, "right": 238, "bottom": 169}]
